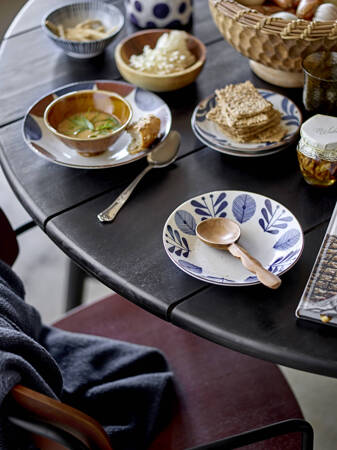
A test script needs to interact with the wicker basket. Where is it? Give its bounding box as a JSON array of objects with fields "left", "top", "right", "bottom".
[{"left": 209, "top": 0, "right": 337, "bottom": 86}]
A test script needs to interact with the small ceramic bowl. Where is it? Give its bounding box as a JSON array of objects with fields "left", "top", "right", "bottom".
[
  {"left": 125, "top": 0, "right": 193, "bottom": 29},
  {"left": 42, "top": 2, "right": 124, "bottom": 59},
  {"left": 44, "top": 90, "right": 132, "bottom": 157},
  {"left": 115, "top": 29, "right": 206, "bottom": 92}
]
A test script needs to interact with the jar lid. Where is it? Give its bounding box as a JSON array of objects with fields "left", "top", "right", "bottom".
[{"left": 300, "top": 114, "right": 337, "bottom": 151}]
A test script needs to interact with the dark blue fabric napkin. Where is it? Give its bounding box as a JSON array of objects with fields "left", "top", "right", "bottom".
[{"left": 0, "top": 260, "right": 173, "bottom": 450}]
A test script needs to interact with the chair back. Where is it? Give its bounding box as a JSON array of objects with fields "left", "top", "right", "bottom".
[
  {"left": 0, "top": 208, "right": 19, "bottom": 266},
  {"left": 9, "top": 385, "right": 113, "bottom": 450}
]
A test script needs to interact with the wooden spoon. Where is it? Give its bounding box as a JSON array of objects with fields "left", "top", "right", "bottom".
[{"left": 196, "top": 218, "right": 281, "bottom": 289}]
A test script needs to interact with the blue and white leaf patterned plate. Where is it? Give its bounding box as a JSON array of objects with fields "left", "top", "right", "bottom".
[
  {"left": 191, "top": 90, "right": 302, "bottom": 157},
  {"left": 163, "top": 191, "right": 304, "bottom": 286},
  {"left": 23, "top": 80, "right": 171, "bottom": 169}
]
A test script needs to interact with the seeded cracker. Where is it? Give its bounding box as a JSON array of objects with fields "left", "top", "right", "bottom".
[
  {"left": 206, "top": 81, "right": 287, "bottom": 144},
  {"left": 215, "top": 81, "right": 273, "bottom": 121},
  {"left": 207, "top": 107, "right": 280, "bottom": 134}
]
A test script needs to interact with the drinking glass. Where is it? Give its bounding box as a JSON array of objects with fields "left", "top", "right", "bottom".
[{"left": 302, "top": 51, "right": 337, "bottom": 115}]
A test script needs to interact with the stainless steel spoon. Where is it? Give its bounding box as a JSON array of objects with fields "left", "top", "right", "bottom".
[
  {"left": 196, "top": 217, "right": 282, "bottom": 289},
  {"left": 97, "top": 131, "right": 180, "bottom": 222}
]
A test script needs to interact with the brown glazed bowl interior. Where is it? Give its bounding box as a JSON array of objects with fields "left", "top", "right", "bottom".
[{"left": 44, "top": 90, "right": 132, "bottom": 156}]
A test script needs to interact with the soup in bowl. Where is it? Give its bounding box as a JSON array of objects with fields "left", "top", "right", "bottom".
[{"left": 44, "top": 90, "right": 132, "bottom": 156}]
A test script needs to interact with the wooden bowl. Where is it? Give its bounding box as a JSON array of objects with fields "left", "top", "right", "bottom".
[
  {"left": 44, "top": 90, "right": 132, "bottom": 156},
  {"left": 115, "top": 29, "right": 206, "bottom": 92}
]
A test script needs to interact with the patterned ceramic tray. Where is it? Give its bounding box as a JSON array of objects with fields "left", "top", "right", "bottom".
[
  {"left": 163, "top": 190, "right": 304, "bottom": 286},
  {"left": 23, "top": 80, "right": 171, "bottom": 169},
  {"left": 191, "top": 89, "right": 302, "bottom": 157},
  {"left": 296, "top": 202, "right": 337, "bottom": 326}
]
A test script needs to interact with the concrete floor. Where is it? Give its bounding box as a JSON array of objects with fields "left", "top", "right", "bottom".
[{"left": 1, "top": 1, "right": 337, "bottom": 449}]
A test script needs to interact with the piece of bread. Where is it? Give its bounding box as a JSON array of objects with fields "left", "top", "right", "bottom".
[{"left": 127, "top": 115, "right": 161, "bottom": 154}]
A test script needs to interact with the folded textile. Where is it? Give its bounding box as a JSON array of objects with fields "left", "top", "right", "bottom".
[{"left": 0, "top": 260, "right": 174, "bottom": 450}]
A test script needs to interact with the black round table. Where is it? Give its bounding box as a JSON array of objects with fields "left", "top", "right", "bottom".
[{"left": 0, "top": 0, "right": 336, "bottom": 377}]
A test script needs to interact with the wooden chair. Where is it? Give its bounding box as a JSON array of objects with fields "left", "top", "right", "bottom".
[{"left": 0, "top": 208, "right": 314, "bottom": 449}]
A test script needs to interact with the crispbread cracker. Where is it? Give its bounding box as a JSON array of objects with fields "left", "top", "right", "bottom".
[
  {"left": 214, "top": 81, "right": 273, "bottom": 121},
  {"left": 205, "top": 80, "right": 287, "bottom": 146},
  {"left": 207, "top": 106, "right": 280, "bottom": 133},
  {"left": 217, "top": 122, "right": 287, "bottom": 144},
  {"left": 216, "top": 115, "right": 282, "bottom": 140}
]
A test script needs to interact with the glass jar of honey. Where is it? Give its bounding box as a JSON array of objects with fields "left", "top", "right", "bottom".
[{"left": 297, "top": 114, "right": 337, "bottom": 187}]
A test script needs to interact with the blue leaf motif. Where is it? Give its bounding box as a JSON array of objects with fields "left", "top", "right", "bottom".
[
  {"left": 265, "top": 199, "right": 273, "bottom": 215},
  {"left": 191, "top": 200, "right": 205, "bottom": 209},
  {"left": 232, "top": 194, "right": 256, "bottom": 223},
  {"left": 279, "top": 216, "right": 293, "bottom": 222},
  {"left": 268, "top": 250, "right": 299, "bottom": 273},
  {"left": 261, "top": 92, "right": 274, "bottom": 99},
  {"left": 181, "top": 237, "right": 190, "bottom": 258},
  {"left": 175, "top": 210, "right": 196, "bottom": 235},
  {"left": 196, "top": 96, "right": 216, "bottom": 122},
  {"left": 215, "top": 200, "right": 228, "bottom": 215},
  {"left": 178, "top": 260, "right": 202, "bottom": 274},
  {"left": 262, "top": 208, "right": 269, "bottom": 222},
  {"left": 259, "top": 218, "right": 266, "bottom": 231},
  {"left": 192, "top": 193, "right": 228, "bottom": 220},
  {"left": 195, "top": 208, "right": 211, "bottom": 217},
  {"left": 259, "top": 200, "right": 293, "bottom": 234},
  {"left": 214, "top": 192, "right": 227, "bottom": 207},
  {"left": 285, "top": 120, "right": 300, "bottom": 127},
  {"left": 282, "top": 115, "right": 295, "bottom": 121},
  {"left": 165, "top": 226, "right": 191, "bottom": 257},
  {"left": 273, "top": 229, "right": 300, "bottom": 250},
  {"left": 245, "top": 275, "right": 258, "bottom": 282},
  {"left": 282, "top": 97, "right": 288, "bottom": 113},
  {"left": 174, "top": 229, "right": 182, "bottom": 245},
  {"left": 167, "top": 224, "right": 174, "bottom": 240},
  {"left": 273, "top": 223, "right": 287, "bottom": 229}
]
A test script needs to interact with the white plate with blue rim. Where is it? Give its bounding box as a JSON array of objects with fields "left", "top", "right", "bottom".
[
  {"left": 163, "top": 191, "right": 304, "bottom": 286},
  {"left": 22, "top": 80, "right": 171, "bottom": 169},
  {"left": 191, "top": 89, "right": 302, "bottom": 157}
]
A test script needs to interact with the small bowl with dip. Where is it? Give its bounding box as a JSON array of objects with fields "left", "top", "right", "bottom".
[
  {"left": 115, "top": 29, "right": 206, "bottom": 92},
  {"left": 44, "top": 90, "right": 132, "bottom": 157},
  {"left": 42, "top": 1, "right": 124, "bottom": 59}
]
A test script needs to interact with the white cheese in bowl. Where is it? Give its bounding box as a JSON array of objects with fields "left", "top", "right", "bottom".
[{"left": 129, "top": 30, "right": 196, "bottom": 75}]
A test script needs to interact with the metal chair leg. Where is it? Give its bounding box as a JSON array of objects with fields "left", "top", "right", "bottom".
[{"left": 65, "top": 259, "right": 86, "bottom": 311}]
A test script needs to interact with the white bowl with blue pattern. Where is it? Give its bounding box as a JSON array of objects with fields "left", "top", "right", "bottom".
[
  {"left": 191, "top": 89, "right": 302, "bottom": 157},
  {"left": 163, "top": 191, "right": 304, "bottom": 286},
  {"left": 42, "top": 1, "right": 124, "bottom": 59},
  {"left": 125, "top": 0, "right": 193, "bottom": 29}
]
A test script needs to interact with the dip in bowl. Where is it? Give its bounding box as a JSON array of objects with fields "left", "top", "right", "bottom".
[{"left": 44, "top": 90, "right": 132, "bottom": 156}]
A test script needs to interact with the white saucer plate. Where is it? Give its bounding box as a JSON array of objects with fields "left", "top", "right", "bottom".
[
  {"left": 23, "top": 80, "right": 172, "bottom": 169},
  {"left": 163, "top": 190, "right": 304, "bottom": 286},
  {"left": 191, "top": 89, "right": 302, "bottom": 157}
]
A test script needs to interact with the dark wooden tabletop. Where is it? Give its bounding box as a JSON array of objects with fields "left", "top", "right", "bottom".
[{"left": 1, "top": 0, "right": 336, "bottom": 377}]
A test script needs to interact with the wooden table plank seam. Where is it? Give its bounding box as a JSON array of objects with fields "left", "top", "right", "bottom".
[
  {"left": 38, "top": 144, "right": 210, "bottom": 230},
  {"left": 4, "top": 25, "right": 41, "bottom": 41}
]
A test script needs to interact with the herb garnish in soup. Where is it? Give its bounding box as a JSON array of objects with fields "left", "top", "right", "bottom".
[{"left": 57, "top": 111, "right": 121, "bottom": 139}]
